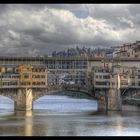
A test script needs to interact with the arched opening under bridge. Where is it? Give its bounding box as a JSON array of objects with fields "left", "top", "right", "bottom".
[
  {"left": 33, "top": 91, "right": 98, "bottom": 113},
  {"left": 0, "top": 95, "right": 14, "bottom": 110}
]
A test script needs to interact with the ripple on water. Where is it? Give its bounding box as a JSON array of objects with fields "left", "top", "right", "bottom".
[{"left": 0, "top": 94, "right": 140, "bottom": 136}]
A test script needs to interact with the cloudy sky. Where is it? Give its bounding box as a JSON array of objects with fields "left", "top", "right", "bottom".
[{"left": 0, "top": 4, "right": 140, "bottom": 56}]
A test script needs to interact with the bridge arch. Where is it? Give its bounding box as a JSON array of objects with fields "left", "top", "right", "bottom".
[
  {"left": 121, "top": 88, "right": 140, "bottom": 99},
  {"left": 0, "top": 93, "right": 17, "bottom": 102},
  {"left": 33, "top": 89, "right": 95, "bottom": 102},
  {"left": 0, "top": 95, "right": 15, "bottom": 110},
  {"left": 32, "top": 89, "right": 101, "bottom": 112},
  {"left": 0, "top": 86, "right": 117, "bottom": 110}
]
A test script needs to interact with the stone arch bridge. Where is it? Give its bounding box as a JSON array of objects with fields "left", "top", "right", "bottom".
[
  {"left": 0, "top": 85, "right": 95, "bottom": 111},
  {"left": 0, "top": 85, "right": 139, "bottom": 111}
]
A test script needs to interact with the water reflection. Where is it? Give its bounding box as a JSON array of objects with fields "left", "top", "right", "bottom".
[
  {"left": 14, "top": 111, "right": 33, "bottom": 136},
  {"left": 0, "top": 95, "right": 140, "bottom": 136}
]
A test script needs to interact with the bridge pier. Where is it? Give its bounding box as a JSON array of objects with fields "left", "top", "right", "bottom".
[
  {"left": 98, "top": 88, "right": 122, "bottom": 111},
  {"left": 107, "top": 88, "right": 122, "bottom": 111},
  {"left": 15, "top": 89, "right": 33, "bottom": 111},
  {"left": 98, "top": 99, "right": 107, "bottom": 111}
]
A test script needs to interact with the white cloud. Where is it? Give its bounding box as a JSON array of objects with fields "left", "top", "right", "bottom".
[
  {"left": 118, "top": 17, "right": 134, "bottom": 28},
  {"left": 0, "top": 4, "right": 140, "bottom": 56}
]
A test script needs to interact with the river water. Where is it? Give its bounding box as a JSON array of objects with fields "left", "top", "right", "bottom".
[{"left": 0, "top": 94, "right": 140, "bottom": 136}]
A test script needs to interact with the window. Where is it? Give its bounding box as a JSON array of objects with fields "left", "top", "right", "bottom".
[
  {"left": 103, "top": 75, "right": 110, "bottom": 79},
  {"left": 112, "top": 82, "right": 115, "bottom": 85},
  {"left": 41, "top": 75, "right": 45, "bottom": 78},
  {"left": 123, "top": 76, "right": 127, "bottom": 79},
  {"left": 41, "top": 82, "right": 45, "bottom": 85},
  {"left": 95, "top": 81, "right": 107, "bottom": 85},
  {"left": 132, "top": 82, "right": 135, "bottom": 86},
  {"left": 24, "top": 75, "right": 29, "bottom": 78}
]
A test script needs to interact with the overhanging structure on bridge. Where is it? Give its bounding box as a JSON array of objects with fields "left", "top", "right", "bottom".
[
  {"left": 0, "top": 64, "right": 48, "bottom": 111},
  {"left": 0, "top": 56, "right": 140, "bottom": 111}
]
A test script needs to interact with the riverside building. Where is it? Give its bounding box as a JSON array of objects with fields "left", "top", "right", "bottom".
[
  {"left": 0, "top": 64, "right": 48, "bottom": 89},
  {"left": 91, "top": 61, "right": 139, "bottom": 89}
]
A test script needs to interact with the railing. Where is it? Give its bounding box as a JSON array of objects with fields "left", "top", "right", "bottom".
[
  {"left": 47, "top": 85, "right": 62, "bottom": 91},
  {"left": 47, "top": 84, "right": 90, "bottom": 92}
]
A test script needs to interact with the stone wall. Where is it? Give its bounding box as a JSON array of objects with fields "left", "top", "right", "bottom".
[{"left": 15, "top": 89, "right": 33, "bottom": 111}]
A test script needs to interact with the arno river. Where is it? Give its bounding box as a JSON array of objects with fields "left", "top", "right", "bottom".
[{"left": 0, "top": 93, "right": 140, "bottom": 136}]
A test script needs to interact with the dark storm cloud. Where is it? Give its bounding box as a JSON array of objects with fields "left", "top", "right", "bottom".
[{"left": 0, "top": 4, "right": 140, "bottom": 56}]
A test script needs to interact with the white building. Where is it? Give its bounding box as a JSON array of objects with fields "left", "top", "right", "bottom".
[{"left": 91, "top": 62, "right": 138, "bottom": 89}]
